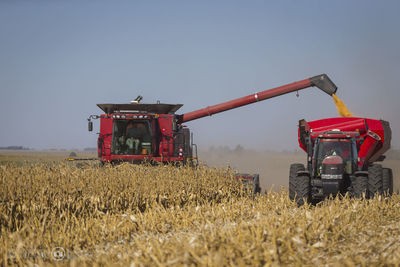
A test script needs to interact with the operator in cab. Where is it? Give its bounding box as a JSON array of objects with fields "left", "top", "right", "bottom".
[{"left": 124, "top": 121, "right": 151, "bottom": 155}]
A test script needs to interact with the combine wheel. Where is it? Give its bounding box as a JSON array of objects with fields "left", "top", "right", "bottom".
[
  {"left": 289, "top": 163, "right": 310, "bottom": 205},
  {"left": 353, "top": 175, "right": 368, "bottom": 198},
  {"left": 382, "top": 168, "right": 393, "bottom": 195},
  {"left": 252, "top": 174, "right": 261, "bottom": 196},
  {"left": 368, "top": 164, "right": 383, "bottom": 197}
]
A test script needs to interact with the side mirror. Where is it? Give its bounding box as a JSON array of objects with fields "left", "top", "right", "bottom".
[{"left": 88, "top": 120, "right": 93, "bottom": 132}]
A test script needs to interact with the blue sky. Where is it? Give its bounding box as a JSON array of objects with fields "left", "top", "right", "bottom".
[{"left": 0, "top": 0, "right": 399, "bottom": 150}]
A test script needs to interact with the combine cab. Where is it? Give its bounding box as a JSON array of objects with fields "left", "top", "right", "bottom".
[
  {"left": 290, "top": 117, "right": 393, "bottom": 205},
  {"left": 88, "top": 102, "right": 194, "bottom": 164}
]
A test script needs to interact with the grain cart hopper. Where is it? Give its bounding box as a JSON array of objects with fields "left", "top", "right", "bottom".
[{"left": 290, "top": 117, "right": 393, "bottom": 205}]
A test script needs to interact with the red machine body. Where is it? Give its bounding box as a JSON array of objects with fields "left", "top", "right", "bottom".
[
  {"left": 97, "top": 113, "right": 183, "bottom": 163},
  {"left": 298, "top": 117, "right": 391, "bottom": 168},
  {"left": 88, "top": 74, "right": 337, "bottom": 164},
  {"left": 290, "top": 117, "right": 393, "bottom": 205}
]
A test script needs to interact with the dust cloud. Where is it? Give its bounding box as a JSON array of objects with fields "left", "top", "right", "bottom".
[
  {"left": 199, "top": 147, "right": 400, "bottom": 193},
  {"left": 198, "top": 147, "right": 306, "bottom": 192}
]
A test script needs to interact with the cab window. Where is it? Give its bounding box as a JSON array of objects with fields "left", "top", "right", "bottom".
[
  {"left": 315, "top": 139, "right": 352, "bottom": 175},
  {"left": 111, "top": 120, "right": 152, "bottom": 155}
]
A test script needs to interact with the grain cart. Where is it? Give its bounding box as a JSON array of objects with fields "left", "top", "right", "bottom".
[{"left": 290, "top": 117, "right": 393, "bottom": 205}]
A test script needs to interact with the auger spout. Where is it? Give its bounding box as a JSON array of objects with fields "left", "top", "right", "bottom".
[{"left": 180, "top": 74, "right": 337, "bottom": 123}]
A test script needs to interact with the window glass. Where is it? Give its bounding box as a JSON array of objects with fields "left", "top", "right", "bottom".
[
  {"left": 111, "top": 120, "right": 152, "bottom": 155},
  {"left": 315, "top": 139, "right": 352, "bottom": 175}
]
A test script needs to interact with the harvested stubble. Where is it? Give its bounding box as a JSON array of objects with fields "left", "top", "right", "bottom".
[{"left": 0, "top": 163, "right": 399, "bottom": 266}]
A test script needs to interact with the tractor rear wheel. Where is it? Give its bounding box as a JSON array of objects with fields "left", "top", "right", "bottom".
[
  {"left": 289, "top": 163, "right": 305, "bottom": 199},
  {"left": 289, "top": 164, "right": 305, "bottom": 181},
  {"left": 368, "top": 164, "right": 383, "bottom": 197},
  {"left": 289, "top": 163, "right": 310, "bottom": 205},
  {"left": 382, "top": 168, "right": 393, "bottom": 195}
]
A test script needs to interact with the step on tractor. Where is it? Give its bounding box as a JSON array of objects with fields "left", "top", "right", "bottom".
[
  {"left": 88, "top": 74, "right": 337, "bottom": 193},
  {"left": 290, "top": 117, "right": 393, "bottom": 205}
]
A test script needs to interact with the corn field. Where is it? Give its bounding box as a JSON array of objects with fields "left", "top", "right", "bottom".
[{"left": 1, "top": 162, "right": 400, "bottom": 266}]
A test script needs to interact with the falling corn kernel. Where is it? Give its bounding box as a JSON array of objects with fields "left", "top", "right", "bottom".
[{"left": 332, "top": 94, "right": 353, "bottom": 117}]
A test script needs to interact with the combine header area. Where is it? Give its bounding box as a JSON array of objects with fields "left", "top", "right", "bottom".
[{"left": 290, "top": 117, "right": 393, "bottom": 205}]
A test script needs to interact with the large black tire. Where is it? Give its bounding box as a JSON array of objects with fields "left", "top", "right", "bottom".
[
  {"left": 382, "top": 168, "right": 393, "bottom": 195},
  {"left": 353, "top": 175, "right": 368, "bottom": 198},
  {"left": 289, "top": 164, "right": 305, "bottom": 180},
  {"left": 290, "top": 175, "right": 311, "bottom": 206},
  {"left": 252, "top": 174, "right": 261, "bottom": 196},
  {"left": 289, "top": 163, "right": 305, "bottom": 200},
  {"left": 368, "top": 164, "right": 383, "bottom": 197},
  {"left": 289, "top": 163, "right": 309, "bottom": 206}
]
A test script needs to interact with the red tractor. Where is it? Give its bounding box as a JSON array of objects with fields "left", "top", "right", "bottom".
[
  {"left": 88, "top": 74, "right": 337, "bottom": 166},
  {"left": 290, "top": 117, "right": 393, "bottom": 205}
]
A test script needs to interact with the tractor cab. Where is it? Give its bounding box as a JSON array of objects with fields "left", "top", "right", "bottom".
[
  {"left": 305, "top": 130, "right": 359, "bottom": 197},
  {"left": 312, "top": 131, "right": 359, "bottom": 179}
]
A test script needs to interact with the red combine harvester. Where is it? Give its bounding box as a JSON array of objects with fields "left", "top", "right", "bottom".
[
  {"left": 88, "top": 74, "right": 336, "bottom": 165},
  {"left": 290, "top": 117, "right": 393, "bottom": 205},
  {"left": 87, "top": 74, "right": 337, "bottom": 194}
]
